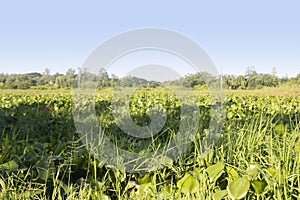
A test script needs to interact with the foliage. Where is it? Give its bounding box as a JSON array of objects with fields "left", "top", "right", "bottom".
[
  {"left": 0, "top": 89, "right": 299, "bottom": 199},
  {"left": 0, "top": 67, "right": 299, "bottom": 90}
]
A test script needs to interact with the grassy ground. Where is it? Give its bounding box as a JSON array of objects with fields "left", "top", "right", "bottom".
[
  {"left": 1, "top": 85, "right": 300, "bottom": 96},
  {"left": 0, "top": 87, "right": 299, "bottom": 199},
  {"left": 226, "top": 86, "right": 300, "bottom": 96}
]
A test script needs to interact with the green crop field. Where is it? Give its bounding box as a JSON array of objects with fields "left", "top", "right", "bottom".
[{"left": 0, "top": 88, "right": 299, "bottom": 199}]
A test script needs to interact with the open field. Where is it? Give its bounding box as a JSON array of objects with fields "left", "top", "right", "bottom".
[
  {"left": 0, "top": 87, "right": 299, "bottom": 199},
  {"left": 1, "top": 86, "right": 300, "bottom": 96},
  {"left": 226, "top": 87, "right": 300, "bottom": 97}
]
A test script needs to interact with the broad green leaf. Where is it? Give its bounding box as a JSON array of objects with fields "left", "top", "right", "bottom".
[
  {"left": 36, "top": 156, "right": 55, "bottom": 181},
  {"left": 0, "top": 160, "right": 19, "bottom": 171},
  {"left": 136, "top": 183, "right": 155, "bottom": 198},
  {"left": 158, "top": 186, "right": 172, "bottom": 199},
  {"left": 227, "top": 177, "right": 250, "bottom": 200},
  {"left": 177, "top": 173, "right": 199, "bottom": 194},
  {"left": 213, "top": 190, "right": 228, "bottom": 200},
  {"left": 274, "top": 123, "right": 285, "bottom": 135},
  {"left": 100, "top": 194, "right": 111, "bottom": 200},
  {"left": 266, "top": 167, "right": 276, "bottom": 176},
  {"left": 192, "top": 170, "right": 205, "bottom": 182},
  {"left": 251, "top": 180, "right": 267, "bottom": 195},
  {"left": 246, "top": 164, "right": 260, "bottom": 179},
  {"left": 226, "top": 166, "right": 239, "bottom": 180},
  {"left": 206, "top": 162, "right": 225, "bottom": 183},
  {"left": 137, "top": 173, "right": 153, "bottom": 184}
]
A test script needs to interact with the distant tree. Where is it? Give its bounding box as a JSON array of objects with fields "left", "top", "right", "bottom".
[
  {"left": 0, "top": 67, "right": 298, "bottom": 90},
  {"left": 38, "top": 68, "right": 53, "bottom": 86},
  {"left": 55, "top": 75, "right": 68, "bottom": 88},
  {"left": 5, "top": 74, "right": 18, "bottom": 89},
  {"left": 296, "top": 73, "right": 300, "bottom": 85},
  {"left": 120, "top": 76, "right": 149, "bottom": 87},
  {"left": 98, "top": 68, "right": 110, "bottom": 87},
  {"left": 272, "top": 67, "right": 277, "bottom": 77},
  {"left": 65, "top": 68, "right": 76, "bottom": 88},
  {"left": 245, "top": 66, "right": 257, "bottom": 78},
  {"left": 43, "top": 68, "right": 51, "bottom": 80},
  {"left": 237, "top": 75, "right": 246, "bottom": 89},
  {"left": 110, "top": 74, "right": 119, "bottom": 87},
  {"left": 66, "top": 68, "right": 75, "bottom": 77},
  {"left": 246, "top": 73, "right": 279, "bottom": 89},
  {"left": 278, "top": 74, "right": 288, "bottom": 85},
  {"left": 0, "top": 73, "right": 5, "bottom": 88}
]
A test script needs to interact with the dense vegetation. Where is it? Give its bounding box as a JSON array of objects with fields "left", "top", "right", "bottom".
[
  {"left": 0, "top": 67, "right": 299, "bottom": 90},
  {"left": 0, "top": 88, "right": 299, "bottom": 199}
]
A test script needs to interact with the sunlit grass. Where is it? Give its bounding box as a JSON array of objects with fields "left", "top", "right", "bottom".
[{"left": 0, "top": 87, "right": 299, "bottom": 199}]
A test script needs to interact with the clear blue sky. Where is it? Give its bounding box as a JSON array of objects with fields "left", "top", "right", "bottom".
[{"left": 0, "top": 0, "right": 299, "bottom": 77}]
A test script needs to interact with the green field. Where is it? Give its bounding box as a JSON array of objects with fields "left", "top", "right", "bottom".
[{"left": 0, "top": 88, "right": 299, "bottom": 199}]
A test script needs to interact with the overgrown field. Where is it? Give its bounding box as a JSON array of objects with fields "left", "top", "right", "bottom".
[{"left": 0, "top": 89, "right": 299, "bottom": 199}]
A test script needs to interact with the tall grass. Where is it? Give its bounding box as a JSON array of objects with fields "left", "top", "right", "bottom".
[{"left": 0, "top": 89, "right": 299, "bottom": 199}]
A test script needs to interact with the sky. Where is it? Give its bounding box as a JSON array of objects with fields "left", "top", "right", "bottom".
[{"left": 0, "top": 0, "right": 299, "bottom": 78}]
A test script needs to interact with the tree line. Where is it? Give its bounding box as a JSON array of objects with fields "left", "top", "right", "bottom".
[{"left": 0, "top": 67, "right": 299, "bottom": 90}]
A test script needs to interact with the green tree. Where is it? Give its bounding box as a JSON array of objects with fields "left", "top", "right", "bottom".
[
  {"left": 98, "top": 68, "right": 110, "bottom": 88},
  {"left": 296, "top": 73, "right": 300, "bottom": 85},
  {"left": 272, "top": 67, "right": 277, "bottom": 77},
  {"left": 65, "top": 68, "right": 76, "bottom": 88},
  {"left": 55, "top": 75, "right": 68, "bottom": 88}
]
